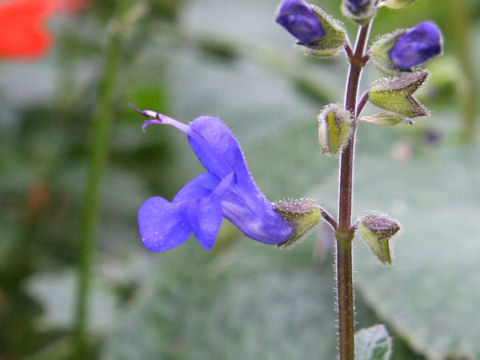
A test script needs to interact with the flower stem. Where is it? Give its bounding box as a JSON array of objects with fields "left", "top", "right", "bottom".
[
  {"left": 336, "top": 21, "right": 372, "bottom": 360},
  {"left": 71, "top": 16, "right": 123, "bottom": 359}
]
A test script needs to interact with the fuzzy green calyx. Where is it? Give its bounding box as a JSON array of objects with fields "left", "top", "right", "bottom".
[
  {"left": 371, "top": 30, "right": 406, "bottom": 74},
  {"left": 300, "top": 6, "right": 347, "bottom": 57},
  {"left": 318, "top": 104, "right": 353, "bottom": 155},
  {"left": 381, "top": 0, "right": 416, "bottom": 9},
  {"left": 369, "top": 70, "right": 429, "bottom": 118},
  {"left": 359, "top": 213, "right": 400, "bottom": 264},
  {"left": 274, "top": 200, "right": 322, "bottom": 248}
]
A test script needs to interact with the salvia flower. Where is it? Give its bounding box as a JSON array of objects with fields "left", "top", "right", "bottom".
[
  {"left": 389, "top": 21, "right": 443, "bottom": 71},
  {"left": 131, "top": 105, "right": 295, "bottom": 252},
  {"left": 0, "top": 0, "right": 84, "bottom": 59},
  {"left": 275, "top": 0, "right": 325, "bottom": 44}
]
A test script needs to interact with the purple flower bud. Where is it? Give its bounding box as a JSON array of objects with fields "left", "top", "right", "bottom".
[
  {"left": 131, "top": 105, "right": 294, "bottom": 252},
  {"left": 389, "top": 21, "right": 443, "bottom": 71},
  {"left": 275, "top": 0, "right": 325, "bottom": 44},
  {"left": 344, "top": 0, "right": 371, "bottom": 13}
]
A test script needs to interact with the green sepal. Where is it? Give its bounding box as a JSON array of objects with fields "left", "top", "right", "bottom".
[
  {"left": 360, "top": 112, "right": 413, "bottom": 126},
  {"left": 369, "top": 70, "right": 430, "bottom": 118},
  {"left": 341, "top": 0, "right": 377, "bottom": 25},
  {"left": 371, "top": 30, "right": 407, "bottom": 74},
  {"left": 299, "top": 6, "right": 347, "bottom": 57},
  {"left": 318, "top": 104, "right": 353, "bottom": 155},
  {"left": 381, "top": 0, "right": 416, "bottom": 10},
  {"left": 274, "top": 200, "right": 322, "bottom": 248},
  {"left": 359, "top": 213, "right": 401, "bottom": 265}
]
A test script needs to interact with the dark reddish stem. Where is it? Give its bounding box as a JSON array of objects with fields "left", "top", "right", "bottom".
[
  {"left": 336, "top": 20, "right": 372, "bottom": 360},
  {"left": 320, "top": 207, "right": 338, "bottom": 230},
  {"left": 356, "top": 91, "right": 370, "bottom": 119}
]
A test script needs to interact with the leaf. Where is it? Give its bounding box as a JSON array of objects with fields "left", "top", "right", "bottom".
[
  {"left": 101, "top": 242, "right": 339, "bottom": 360},
  {"left": 316, "top": 147, "right": 480, "bottom": 359},
  {"left": 26, "top": 270, "right": 117, "bottom": 333},
  {"left": 355, "top": 325, "right": 392, "bottom": 360}
]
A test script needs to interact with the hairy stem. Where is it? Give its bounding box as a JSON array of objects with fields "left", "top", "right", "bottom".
[
  {"left": 320, "top": 207, "right": 338, "bottom": 230},
  {"left": 356, "top": 91, "right": 370, "bottom": 118},
  {"left": 336, "top": 21, "right": 372, "bottom": 360},
  {"left": 71, "top": 16, "right": 123, "bottom": 359}
]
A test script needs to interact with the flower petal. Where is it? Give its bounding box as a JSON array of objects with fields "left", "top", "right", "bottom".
[
  {"left": 187, "top": 116, "right": 241, "bottom": 178},
  {"left": 188, "top": 116, "right": 260, "bottom": 188},
  {"left": 275, "top": 0, "right": 325, "bottom": 44},
  {"left": 184, "top": 197, "right": 223, "bottom": 250},
  {"left": 389, "top": 21, "right": 442, "bottom": 70},
  {"left": 138, "top": 197, "right": 191, "bottom": 252},
  {"left": 173, "top": 171, "right": 220, "bottom": 203},
  {"left": 0, "top": 0, "right": 85, "bottom": 59},
  {"left": 181, "top": 173, "right": 234, "bottom": 249},
  {"left": 221, "top": 188, "right": 294, "bottom": 245}
]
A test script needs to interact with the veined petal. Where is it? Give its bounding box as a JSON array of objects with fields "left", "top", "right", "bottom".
[
  {"left": 389, "top": 21, "right": 442, "bottom": 70},
  {"left": 221, "top": 188, "right": 294, "bottom": 245},
  {"left": 181, "top": 173, "right": 234, "bottom": 249},
  {"left": 173, "top": 171, "right": 219, "bottom": 203},
  {"left": 185, "top": 197, "right": 223, "bottom": 250},
  {"left": 275, "top": 0, "right": 325, "bottom": 44},
  {"left": 138, "top": 197, "right": 191, "bottom": 252},
  {"left": 188, "top": 116, "right": 258, "bottom": 188},
  {"left": 188, "top": 116, "right": 246, "bottom": 179}
]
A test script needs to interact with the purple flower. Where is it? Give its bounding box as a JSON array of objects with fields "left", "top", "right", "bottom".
[
  {"left": 344, "top": 0, "right": 370, "bottom": 13},
  {"left": 275, "top": 0, "right": 325, "bottom": 44},
  {"left": 132, "top": 105, "right": 294, "bottom": 252},
  {"left": 389, "top": 21, "right": 443, "bottom": 71}
]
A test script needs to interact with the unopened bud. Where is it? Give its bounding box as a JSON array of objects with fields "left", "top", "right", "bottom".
[
  {"left": 372, "top": 22, "right": 443, "bottom": 73},
  {"left": 274, "top": 199, "right": 322, "bottom": 248},
  {"left": 341, "top": 0, "right": 377, "bottom": 25},
  {"left": 276, "top": 0, "right": 325, "bottom": 44},
  {"left": 276, "top": 0, "right": 347, "bottom": 57},
  {"left": 318, "top": 104, "right": 353, "bottom": 155},
  {"left": 359, "top": 213, "right": 400, "bottom": 264},
  {"left": 369, "top": 70, "right": 429, "bottom": 118}
]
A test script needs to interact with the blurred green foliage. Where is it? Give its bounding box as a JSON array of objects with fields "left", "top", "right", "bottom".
[{"left": 0, "top": 0, "right": 479, "bottom": 359}]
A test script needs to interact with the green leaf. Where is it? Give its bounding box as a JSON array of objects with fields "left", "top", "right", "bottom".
[
  {"left": 355, "top": 325, "right": 392, "bottom": 360},
  {"left": 101, "top": 243, "right": 339, "bottom": 360},
  {"left": 317, "top": 148, "right": 480, "bottom": 359},
  {"left": 26, "top": 270, "right": 117, "bottom": 333}
]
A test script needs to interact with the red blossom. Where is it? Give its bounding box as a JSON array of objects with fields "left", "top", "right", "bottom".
[{"left": 0, "top": 0, "right": 84, "bottom": 60}]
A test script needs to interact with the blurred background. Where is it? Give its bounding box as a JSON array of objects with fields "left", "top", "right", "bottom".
[{"left": 1, "top": 0, "right": 480, "bottom": 359}]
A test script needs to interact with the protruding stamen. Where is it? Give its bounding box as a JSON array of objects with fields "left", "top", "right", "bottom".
[{"left": 129, "top": 103, "right": 190, "bottom": 133}]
